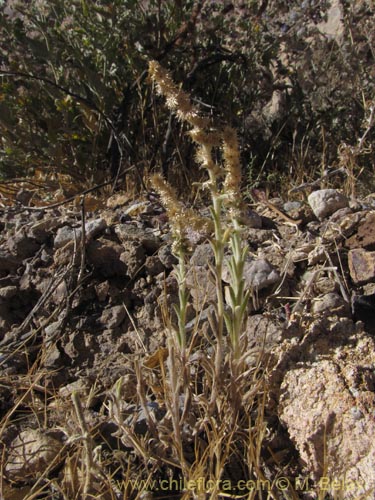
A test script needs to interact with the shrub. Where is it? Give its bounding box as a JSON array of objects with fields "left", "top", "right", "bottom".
[{"left": 0, "top": 0, "right": 374, "bottom": 194}]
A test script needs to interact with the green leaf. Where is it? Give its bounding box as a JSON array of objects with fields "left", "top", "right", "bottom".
[{"left": 81, "top": 0, "right": 89, "bottom": 17}]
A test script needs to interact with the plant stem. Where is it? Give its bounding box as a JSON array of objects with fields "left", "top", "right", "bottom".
[{"left": 210, "top": 187, "right": 226, "bottom": 409}]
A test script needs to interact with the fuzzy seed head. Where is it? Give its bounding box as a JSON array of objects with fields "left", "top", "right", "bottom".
[
  {"left": 151, "top": 173, "right": 212, "bottom": 251},
  {"left": 189, "top": 127, "right": 221, "bottom": 147},
  {"left": 150, "top": 173, "right": 182, "bottom": 219},
  {"left": 222, "top": 126, "right": 242, "bottom": 208},
  {"left": 195, "top": 145, "right": 223, "bottom": 177},
  {"left": 149, "top": 60, "right": 210, "bottom": 128}
]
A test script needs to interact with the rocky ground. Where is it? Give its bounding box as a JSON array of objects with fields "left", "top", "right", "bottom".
[{"left": 1, "top": 185, "right": 375, "bottom": 499}]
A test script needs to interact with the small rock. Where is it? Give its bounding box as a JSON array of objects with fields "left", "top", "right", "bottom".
[
  {"left": 317, "top": 0, "right": 344, "bottom": 40},
  {"left": 144, "top": 255, "right": 164, "bottom": 276},
  {"left": 95, "top": 281, "right": 110, "bottom": 302},
  {"left": 29, "top": 218, "right": 62, "bottom": 243},
  {"left": 158, "top": 244, "right": 177, "bottom": 269},
  {"left": 125, "top": 402, "right": 166, "bottom": 435},
  {"left": 115, "top": 224, "right": 161, "bottom": 253},
  {"left": 40, "top": 248, "right": 53, "bottom": 265},
  {"left": 5, "top": 429, "right": 63, "bottom": 481},
  {"left": 123, "top": 201, "right": 150, "bottom": 216},
  {"left": 7, "top": 230, "right": 39, "bottom": 259},
  {"left": 184, "top": 224, "right": 212, "bottom": 246},
  {"left": 312, "top": 292, "right": 350, "bottom": 317},
  {"left": 100, "top": 305, "right": 126, "bottom": 329},
  {"left": 189, "top": 243, "right": 214, "bottom": 266},
  {"left": 120, "top": 241, "right": 146, "bottom": 278},
  {"left": 349, "top": 198, "right": 363, "bottom": 211},
  {"left": 184, "top": 305, "right": 214, "bottom": 334},
  {"left": 59, "top": 379, "right": 98, "bottom": 407},
  {"left": 53, "top": 241, "right": 74, "bottom": 267},
  {"left": 0, "top": 285, "right": 18, "bottom": 300},
  {"left": 346, "top": 212, "right": 375, "bottom": 250},
  {"left": 244, "top": 314, "right": 283, "bottom": 365},
  {"left": 283, "top": 201, "right": 302, "bottom": 213},
  {"left": 308, "top": 189, "right": 348, "bottom": 220},
  {"left": 54, "top": 218, "right": 106, "bottom": 248},
  {"left": 329, "top": 206, "right": 352, "bottom": 223},
  {"left": 308, "top": 245, "right": 327, "bottom": 265},
  {"left": 54, "top": 225, "right": 77, "bottom": 249},
  {"left": 15, "top": 189, "right": 34, "bottom": 205},
  {"left": 223, "top": 258, "right": 280, "bottom": 290},
  {"left": 50, "top": 280, "right": 67, "bottom": 304},
  {"left": 85, "top": 218, "right": 107, "bottom": 239},
  {"left": 335, "top": 211, "right": 363, "bottom": 238},
  {"left": 239, "top": 208, "right": 262, "bottom": 229},
  {"left": 292, "top": 243, "right": 316, "bottom": 262},
  {"left": 245, "top": 228, "right": 275, "bottom": 246},
  {"left": 87, "top": 239, "right": 127, "bottom": 277},
  {"left": 244, "top": 259, "right": 280, "bottom": 289},
  {"left": 348, "top": 248, "right": 375, "bottom": 285},
  {"left": 0, "top": 251, "right": 20, "bottom": 275},
  {"left": 44, "top": 321, "right": 61, "bottom": 339},
  {"left": 110, "top": 373, "right": 138, "bottom": 400},
  {"left": 43, "top": 344, "right": 62, "bottom": 368}
]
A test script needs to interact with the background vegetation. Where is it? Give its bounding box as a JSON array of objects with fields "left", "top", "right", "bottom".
[{"left": 0, "top": 0, "right": 374, "bottom": 195}]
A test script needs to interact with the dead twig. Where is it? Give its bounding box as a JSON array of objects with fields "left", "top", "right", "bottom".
[
  {"left": 0, "top": 265, "right": 71, "bottom": 354},
  {"left": 1, "top": 165, "right": 136, "bottom": 213},
  {"left": 288, "top": 167, "right": 348, "bottom": 194},
  {"left": 77, "top": 196, "right": 86, "bottom": 285}
]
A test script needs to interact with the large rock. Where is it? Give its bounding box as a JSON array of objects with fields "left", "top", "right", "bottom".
[
  {"left": 308, "top": 189, "right": 348, "bottom": 220},
  {"left": 5, "top": 428, "right": 63, "bottom": 482},
  {"left": 279, "top": 359, "right": 375, "bottom": 499}
]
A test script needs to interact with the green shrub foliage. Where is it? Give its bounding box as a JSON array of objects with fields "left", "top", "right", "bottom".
[{"left": 0, "top": 0, "right": 374, "bottom": 190}]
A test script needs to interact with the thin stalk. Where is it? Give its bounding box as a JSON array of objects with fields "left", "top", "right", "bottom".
[
  {"left": 71, "top": 391, "right": 94, "bottom": 499},
  {"left": 209, "top": 185, "right": 226, "bottom": 409},
  {"left": 174, "top": 245, "right": 188, "bottom": 351},
  {"left": 226, "top": 219, "right": 249, "bottom": 363},
  {"left": 167, "top": 339, "right": 189, "bottom": 477}
]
